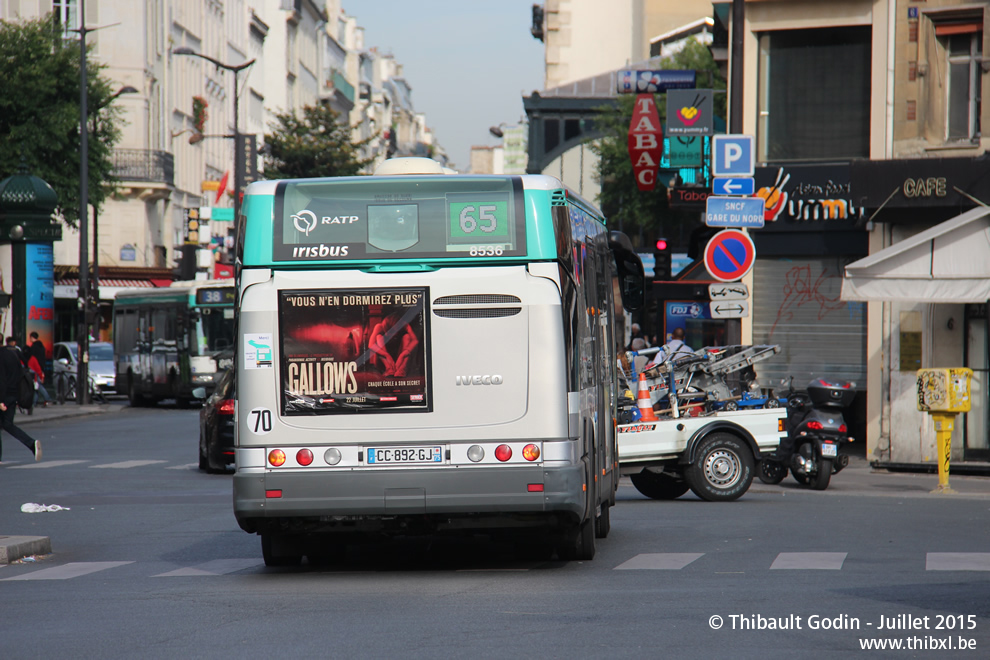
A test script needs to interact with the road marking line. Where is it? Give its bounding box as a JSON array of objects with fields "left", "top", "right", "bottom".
[
  {"left": 9, "top": 460, "right": 89, "bottom": 469},
  {"left": 90, "top": 460, "right": 169, "bottom": 469},
  {"left": 615, "top": 553, "right": 704, "bottom": 570},
  {"left": 166, "top": 463, "right": 200, "bottom": 470},
  {"left": 0, "top": 561, "right": 133, "bottom": 581},
  {"left": 926, "top": 553, "right": 990, "bottom": 571},
  {"left": 153, "top": 559, "right": 263, "bottom": 577},
  {"left": 770, "top": 552, "right": 846, "bottom": 570}
]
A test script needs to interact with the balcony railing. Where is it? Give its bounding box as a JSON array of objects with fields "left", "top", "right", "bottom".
[{"left": 112, "top": 149, "right": 174, "bottom": 186}]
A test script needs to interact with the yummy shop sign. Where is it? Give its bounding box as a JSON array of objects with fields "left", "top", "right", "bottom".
[{"left": 751, "top": 164, "right": 865, "bottom": 225}]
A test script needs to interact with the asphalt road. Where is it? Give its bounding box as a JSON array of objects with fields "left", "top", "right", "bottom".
[{"left": 1, "top": 405, "right": 989, "bottom": 659}]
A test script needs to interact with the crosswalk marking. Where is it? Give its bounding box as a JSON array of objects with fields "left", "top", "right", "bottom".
[
  {"left": 770, "top": 552, "right": 847, "bottom": 570},
  {"left": 0, "top": 561, "right": 133, "bottom": 581},
  {"left": 926, "top": 553, "right": 990, "bottom": 571},
  {"left": 9, "top": 460, "right": 89, "bottom": 469},
  {"left": 5, "top": 552, "right": 990, "bottom": 577},
  {"left": 153, "top": 559, "right": 262, "bottom": 577},
  {"left": 615, "top": 553, "right": 704, "bottom": 570},
  {"left": 90, "top": 460, "right": 169, "bottom": 469}
]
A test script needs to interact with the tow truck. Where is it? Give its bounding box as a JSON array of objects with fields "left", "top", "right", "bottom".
[{"left": 617, "top": 345, "right": 788, "bottom": 501}]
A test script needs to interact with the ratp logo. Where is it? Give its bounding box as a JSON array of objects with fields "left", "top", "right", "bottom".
[{"left": 292, "top": 210, "right": 318, "bottom": 236}]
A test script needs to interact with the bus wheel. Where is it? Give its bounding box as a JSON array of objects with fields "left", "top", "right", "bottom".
[
  {"left": 556, "top": 518, "right": 595, "bottom": 561},
  {"left": 128, "top": 377, "right": 145, "bottom": 408},
  {"left": 630, "top": 471, "right": 691, "bottom": 500},
  {"left": 261, "top": 533, "right": 302, "bottom": 567},
  {"left": 594, "top": 502, "right": 611, "bottom": 539},
  {"left": 684, "top": 433, "right": 754, "bottom": 502}
]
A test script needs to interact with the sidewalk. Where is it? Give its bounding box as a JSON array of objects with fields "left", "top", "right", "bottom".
[
  {"left": 746, "top": 455, "right": 990, "bottom": 499},
  {"left": 14, "top": 401, "right": 118, "bottom": 426}
]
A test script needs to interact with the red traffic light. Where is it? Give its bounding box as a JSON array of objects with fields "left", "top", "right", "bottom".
[{"left": 655, "top": 238, "right": 668, "bottom": 251}]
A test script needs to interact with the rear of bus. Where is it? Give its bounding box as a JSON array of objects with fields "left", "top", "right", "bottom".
[{"left": 233, "top": 159, "right": 642, "bottom": 563}]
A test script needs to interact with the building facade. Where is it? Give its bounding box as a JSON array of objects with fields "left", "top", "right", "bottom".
[{"left": 0, "top": 0, "right": 444, "bottom": 344}]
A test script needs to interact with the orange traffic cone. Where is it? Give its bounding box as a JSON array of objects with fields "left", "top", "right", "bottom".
[{"left": 636, "top": 373, "right": 658, "bottom": 421}]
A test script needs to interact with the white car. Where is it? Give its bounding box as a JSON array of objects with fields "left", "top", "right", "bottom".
[{"left": 53, "top": 341, "right": 116, "bottom": 399}]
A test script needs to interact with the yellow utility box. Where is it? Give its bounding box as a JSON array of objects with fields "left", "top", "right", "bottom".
[
  {"left": 916, "top": 368, "right": 972, "bottom": 413},
  {"left": 916, "top": 367, "right": 972, "bottom": 493}
]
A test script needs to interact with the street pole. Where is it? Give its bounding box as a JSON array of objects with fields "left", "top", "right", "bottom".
[
  {"left": 77, "top": 0, "right": 91, "bottom": 405},
  {"left": 725, "top": 0, "right": 746, "bottom": 347},
  {"left": 232, "top": 76, "right": 241, "bottom": 263},
  {"left": 171, "top": 48, "right": 254, "bottom": 266}
]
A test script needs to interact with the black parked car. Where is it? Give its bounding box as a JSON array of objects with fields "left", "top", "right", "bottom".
[{"left": 198, "top": 368, "right": 235, "bottom": 473}]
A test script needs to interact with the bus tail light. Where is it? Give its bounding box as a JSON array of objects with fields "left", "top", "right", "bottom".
[
  {"left": 268, "top": 449, "right": 286, "bottom": 467},
  {"left": 265, "top": 490, "right": 282, "bottom": 498},
  {"left": 467, "top": 445, "right": 485, "bottom": 462},
  {"left": 296, "top": 449, "right": 314, "bottom": 466},
  {"left": 522, "top": 444, "right": 540, "bottom": 461},
  {"left": 527, "top": 484, "right": 544, "bottom": 492},
  {"left": 494, "top": 444, "right": 512, "bottom": 462},
  {"left": 324, "top": 448, "right": 342, "bottom": 465}
]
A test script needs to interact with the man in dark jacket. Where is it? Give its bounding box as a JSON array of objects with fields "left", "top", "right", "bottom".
[{"left": 1, "top": 335, "right": 41, "bottom": 462}]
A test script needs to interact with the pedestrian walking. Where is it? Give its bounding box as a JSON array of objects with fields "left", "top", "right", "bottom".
[
  {"left": 26, "top": 349, "right": 53, "bottom": 407},
  {"left": 1, "top": 334, "right": 41, "bottom": 462}
]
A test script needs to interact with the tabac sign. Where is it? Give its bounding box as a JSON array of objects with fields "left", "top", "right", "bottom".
[{"left": 628, "top": 94, "right": 662, "bottom": 191}]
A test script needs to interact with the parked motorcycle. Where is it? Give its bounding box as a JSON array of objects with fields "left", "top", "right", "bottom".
[{"left": 758, "top": 377, "right": 856, "bottom": 490}]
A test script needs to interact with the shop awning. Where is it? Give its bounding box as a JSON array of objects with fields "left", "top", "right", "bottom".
[
  {"left": 841, "top": 206, "right": 990, "bottom": 302},
  {"left": 56, "top": 279, "right": 154, "bottom": 288},
  {"left": 53, "top": 278, "right": 156, "bottom": 301}
]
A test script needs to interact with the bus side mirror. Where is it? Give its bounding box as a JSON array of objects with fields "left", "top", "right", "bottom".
[{"left": 608, "top": 231, "right": 645, "bottom": 312}]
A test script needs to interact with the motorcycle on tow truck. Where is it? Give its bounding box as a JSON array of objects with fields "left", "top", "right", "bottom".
[{"left": 757, "top": 378, "right": 856, "bottom": 490}]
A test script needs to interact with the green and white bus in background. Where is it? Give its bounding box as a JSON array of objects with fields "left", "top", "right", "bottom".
[
  {"left": 113, "top": 279, "right": 236, "bottom": 406},
  {"left": 234, "top": 158, "right": 644, "bottom": 565}
]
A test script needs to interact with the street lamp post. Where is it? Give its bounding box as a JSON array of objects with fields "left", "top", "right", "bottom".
[
  {"left": 171, "top": 48, "right": 255, "bottom": 261},
  {"left": 76, "top": 0, "right": 91, "bottom": 405}
]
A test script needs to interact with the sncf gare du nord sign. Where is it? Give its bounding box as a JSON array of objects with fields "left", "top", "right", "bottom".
[{"left": 627, "top": 94, "right": 663, "bottom": 191}]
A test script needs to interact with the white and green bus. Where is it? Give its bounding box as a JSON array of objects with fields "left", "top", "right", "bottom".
[
  {"left": 233, "top": 158, "right": 644, "bottom": 565},
  {"left": 113, "top": 279, "right": 236, "bottom": 406}
]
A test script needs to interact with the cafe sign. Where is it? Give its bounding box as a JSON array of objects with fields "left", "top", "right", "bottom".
[{"left": 850, "top": 157, "right": 990, "bottom": 209}]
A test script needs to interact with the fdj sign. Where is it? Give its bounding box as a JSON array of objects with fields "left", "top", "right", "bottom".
[{"left": 627, "top": 94, "right": 663, "bottom": 191}]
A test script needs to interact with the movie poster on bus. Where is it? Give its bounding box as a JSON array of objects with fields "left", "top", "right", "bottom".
[{"left": 278, "top": 287, "right": 430, "bottom": 414}]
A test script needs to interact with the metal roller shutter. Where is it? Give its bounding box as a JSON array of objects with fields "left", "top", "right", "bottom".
[{"left": 752, "top": 257, "right": 867, "bottom": 389}]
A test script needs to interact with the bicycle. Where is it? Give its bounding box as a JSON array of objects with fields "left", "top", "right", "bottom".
[{"left": 54, "top": 372, "right": 107, "bottom": 404}]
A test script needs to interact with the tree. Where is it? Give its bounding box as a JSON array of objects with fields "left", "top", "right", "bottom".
[
  {"left": 263, "top": 104, "right": 373, "bottom": 179},
  {"left": 0, "top": 15, "right": 122, "bottom": 227},
  {"left": 590, "top": 39, "right": 726, "bottom": 246}
]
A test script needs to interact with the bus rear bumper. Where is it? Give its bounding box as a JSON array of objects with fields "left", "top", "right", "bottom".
[{"left": 233, "top": 463, "right": 586, "bottom": 535}]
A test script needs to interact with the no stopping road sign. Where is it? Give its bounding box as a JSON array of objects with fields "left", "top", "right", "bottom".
[{"left": 703, "top": 229, "right": 756, "bottom": 282}]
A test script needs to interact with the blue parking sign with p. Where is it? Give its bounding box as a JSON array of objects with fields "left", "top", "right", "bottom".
[{"left": 712, "top": 135, "right": 754, "bottom": 177}]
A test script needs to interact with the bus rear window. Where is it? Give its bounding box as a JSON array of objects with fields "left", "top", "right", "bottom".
[{"left": 273, "top": 177, "right": 526, "bottom": 262}]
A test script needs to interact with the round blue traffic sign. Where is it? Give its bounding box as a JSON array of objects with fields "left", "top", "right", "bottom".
[{"left": 704, "top": 229, "right": 756, "bottom": 282}]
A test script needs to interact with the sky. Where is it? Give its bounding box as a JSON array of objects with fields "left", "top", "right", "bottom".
[{"left": 351, "top": 1, "right": 546, "bottom": 170}]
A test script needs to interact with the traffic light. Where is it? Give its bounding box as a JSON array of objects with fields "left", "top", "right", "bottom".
[{"left": 653, "top": 237, "right": 672, "bottom": 280}]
